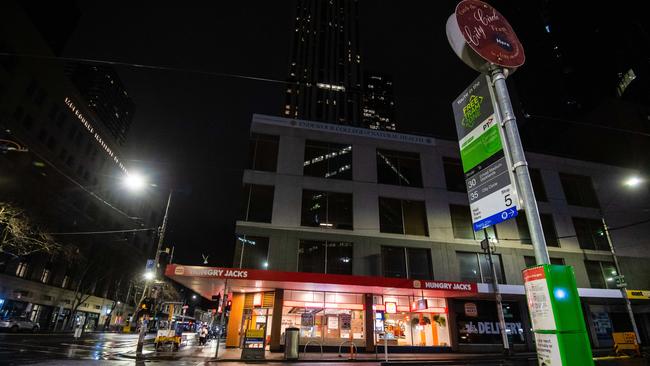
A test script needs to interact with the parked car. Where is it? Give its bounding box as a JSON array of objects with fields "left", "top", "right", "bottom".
[{"left": 0, "top": 316, "right": 40, "bottom": 333}]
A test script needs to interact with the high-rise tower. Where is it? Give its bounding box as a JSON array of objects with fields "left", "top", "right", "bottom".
[
  {"left": 283, "top": 0, "right": 363, "bottom": 125},
  {"left": 362, "top": 72, "right": 397, "bottom": 131}
]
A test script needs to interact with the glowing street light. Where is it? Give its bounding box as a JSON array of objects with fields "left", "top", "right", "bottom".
[
  {"left": 123, "top": 172, "right": 147, "bottom": 191},
  {"left": 143, "top": 271, "right": 155, "bottom": 281},
  {"left": 623, "top": 176, "right": 643, "bottom": 188}
]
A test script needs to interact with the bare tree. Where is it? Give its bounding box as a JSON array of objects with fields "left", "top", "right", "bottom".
[
  {"left": 65, "top": 256, "right": 109, "bottom": 330},
  {"left": 0, "top": 202, "right": 60, "bottom": 260}
]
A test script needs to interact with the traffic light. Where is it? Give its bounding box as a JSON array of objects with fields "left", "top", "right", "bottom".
[
  {"left": 225, "top": 299, "right": 232, "bottom": 312},
  {"left": 211, "top": 293, "right": 221, "bottom": 305}
]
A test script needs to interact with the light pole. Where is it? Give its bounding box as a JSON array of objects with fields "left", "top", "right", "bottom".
[
  {"left": 123, "top": 173, "right": 174, "bottom": 355},
  {"left": 599, "top": 175, "right": 645, "bottom": 345}
]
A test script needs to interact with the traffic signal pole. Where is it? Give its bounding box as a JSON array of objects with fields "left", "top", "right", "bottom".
[{"left": 214, "top": 279, "right": 229, "bottom": 359}]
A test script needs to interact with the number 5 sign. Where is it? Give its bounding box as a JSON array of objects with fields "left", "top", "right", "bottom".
[{"left": 452, "top": 74, "right": 518, "bottom": 231}]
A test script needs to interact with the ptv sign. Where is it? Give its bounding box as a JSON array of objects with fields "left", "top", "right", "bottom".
[{"left": 452, "top": 75, "right": 518, "bottom": 231}]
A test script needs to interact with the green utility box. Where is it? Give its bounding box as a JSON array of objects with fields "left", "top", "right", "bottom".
[{"left": 523, "top": 264, "right": 594, "bottom": 365}]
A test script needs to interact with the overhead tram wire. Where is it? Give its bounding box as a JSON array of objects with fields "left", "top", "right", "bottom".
[
  {"left": 3, "top": 52, "right": 649, "bottom": 139},
  {"left": 7, "top": 135, "right": 142, "bottom": 222},
  {"left": 46, "top": 227, "right": 158, "bottom": 236}
]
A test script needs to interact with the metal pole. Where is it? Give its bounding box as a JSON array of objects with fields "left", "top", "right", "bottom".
[
  {"left": 154, "top": 190, "right": 173, "bottom": 274},
  {"left": 136, "top": 190, "right": 173, "bottom": 355},
  {"left": 215, "top": 279, "right": 229, "bottom": 359},
  {"left": 489, "top": 66, "right": 550, "bottom": 265},
  {"left": 484, "top": 230, "right": 510, "bottom": 354},
  {"left": 239, "top": 242, "right": 245, "bottom": 269},
  {"left": 601, "top": 217, "right": 641, "bottom": 344}
]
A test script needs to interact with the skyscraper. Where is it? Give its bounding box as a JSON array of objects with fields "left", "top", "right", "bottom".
[
  {"left": 362, "top": 73, "right": 397, "bottom": 131},
  {"left": 283, "top": 0, "right": 363, "bottom": 126},
  {"left": 65, "top": 63, "right": 135, "bottom": 146}
]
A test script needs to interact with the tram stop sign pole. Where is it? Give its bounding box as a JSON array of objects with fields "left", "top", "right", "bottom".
[{"left": 446, "top": 1, "right": 593, "bottom": 365}]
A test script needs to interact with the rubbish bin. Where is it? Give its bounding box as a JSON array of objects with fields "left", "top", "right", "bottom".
[{"left": 284, "top": 327, "right": 300, "bottom": 360}]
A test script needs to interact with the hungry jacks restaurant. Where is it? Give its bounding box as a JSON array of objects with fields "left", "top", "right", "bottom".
[{"left": 165, "top": 264, "right": 531, "bottom": 353}]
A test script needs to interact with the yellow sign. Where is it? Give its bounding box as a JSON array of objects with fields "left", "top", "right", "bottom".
[
  {"left": 626, "top": 289, "right": 650, "bottom": 300},
  {"left": 245, "top": 329, "right": 265, "bottom": 339},
  {"left": 613, "top": 332, "right": 640, "bottom": 356},
  {"left": 168, "top": 304, "right": 174, "bottom": 321}
]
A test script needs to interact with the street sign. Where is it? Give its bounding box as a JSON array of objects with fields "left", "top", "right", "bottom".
[
  {"left": 448, "top": 0, "right": 525, "bottom": 71},
  {"left": 523, "top": 265, "right": 594, "bottom": 365},
  {"left": 452, "top": 74, "right": 518, "bottom": 231},
  {"left": 627, "top": 290, "right": 650, "bottom": 300},
  {"left": 146, "top": 259, "right": 155, "bottom": 270}
]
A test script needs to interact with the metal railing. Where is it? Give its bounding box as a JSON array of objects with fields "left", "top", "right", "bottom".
[
  {"left": 303, "top": 340, "right": 323, "bottom": 358},
  {"left": 338, "top": 340, "right": 357, "bottom": 359}
]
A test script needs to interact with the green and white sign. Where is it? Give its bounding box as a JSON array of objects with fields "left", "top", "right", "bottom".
[
  {"left": 523, "top": 265, "right": 594, "bottom": 365},
  {"left": 452, "top": 75, "right": 518, "bottom": 231}
]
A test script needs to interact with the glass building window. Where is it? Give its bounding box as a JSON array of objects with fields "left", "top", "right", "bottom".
[
  {"left": 457, "top": 252, "right": 505, "bottom": 284},
  {"left": 572, "top": 217, "right": 609, "bottom": 251},
  {"left": 239, "top": 184, "right": 274, "bottom": 223},
  {"left": 301, "top": 190, "right": 353, "bottom": 230},
  {"left": 304, "top": 140, "right": 352, "bottom": 180},
  {"left": 15, "top": 262, "right": 28, "bottom": 278},
  {"left": 584, "top": 261, "right": 618, "bottom": 289},
  {"left": 529, "top": 169, "right": 547, "bottom": 202},
  {"left": 298, "top": 240, "right": 352, "bottom": 275},
  {"left": 378, "top": 197, "right": 428, "bottom": 236},
  {"left": 234, "top": 235, "right": 269, "bottom": 269},
  {"left": 443, "top": 157, "right": 466, "bottom": 193},
  {"left": 560, "top": 173, "right": 599, "bottom": 208},
  {"left": 524, "top": 256, "right": 564, "bottom": 267},
  {"left": 449, "top": 205, "right": 497, "bottom": 241},
  {"left": 516, "top": 212, "right": 559, "bottom": 246},
  {"left": 376, "top": 149, "right": 422, "bottom": 187},
  {"left": 40, "top": 269, "right": 50, "bottom": 284},
  {"left": 61, "top": 275, "right": 70, "bottom": 289},
  {"left": 381, "top": 246, "right": 433, "bottom": 280},
  {"left": 247, "top": 133, "right": 279, "bottom": 172}
]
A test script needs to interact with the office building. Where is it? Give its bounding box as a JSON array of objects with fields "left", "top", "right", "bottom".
[
  {"left": 65, "top": 63, "right": 135, "bottom": 146},
  {"left": 167, "top": 114, "right": 650, "bottom": 353},
  {"left": 283, "top": 0, "right": 363, "bottom": 125},
  {"left": 0, "top": 2, "right": 159, "bottom": 330},
  {"left": 363, "top": 73, "right": 397, "bottom": 131}
]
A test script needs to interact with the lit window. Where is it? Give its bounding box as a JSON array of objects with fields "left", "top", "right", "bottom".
[
  {"left": 16, "top": 262, "right": 28, "bottom": 277},
  {"left": 61, "top": 275, "right": 70, "bottom": 289},
  {"left": 40, "top": 269, "right": 50, "bottom": 284}
]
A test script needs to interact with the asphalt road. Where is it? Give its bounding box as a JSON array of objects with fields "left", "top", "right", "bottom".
[{"left": 0, "top": 332, "right": 647, "bottom": 365}]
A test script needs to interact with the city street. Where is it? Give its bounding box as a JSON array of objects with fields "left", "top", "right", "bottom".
[{"left": 0, "top": 332, "right": 648, "bottom": 365}]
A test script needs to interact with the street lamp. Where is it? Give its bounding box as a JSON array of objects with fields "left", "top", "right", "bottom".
[
  {"left": 143, "top": 271, "right": 155, "bottom": 281},
  {"left": 623, "top": 176, "right": 643, "bottom": 188},
  {"left": 600, "top": 174, "right": 646, "bottom": 345},
  {"left": 124, "top": 174, "right": 174, "bottom": 356},
  {"left": 122, "top": 172, "right": 147, "bottom": 191}
]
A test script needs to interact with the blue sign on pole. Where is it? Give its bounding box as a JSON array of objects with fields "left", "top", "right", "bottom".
[{"left": 146, "top": 259, "right": 155, "bottom": 270}]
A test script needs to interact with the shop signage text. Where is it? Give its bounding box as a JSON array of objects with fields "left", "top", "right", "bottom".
[
  {"left": 173, "top": 266, "right": 248, "bottom": 278},
  {"left": 461, "top": 321, "right": 522, "bottom": 335},
  {"left": 416, "top": 280, "right": 476, "bottom": 292}
]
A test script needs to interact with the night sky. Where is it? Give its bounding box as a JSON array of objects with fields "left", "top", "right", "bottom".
[{"left": 59, "top": 1, "right": 649, "bottom": 266}]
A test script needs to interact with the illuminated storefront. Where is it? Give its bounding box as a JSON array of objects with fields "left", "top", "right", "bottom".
[
  {"left": 165, "top": 264, "right": 477, "bottom": 353},
  {"left": 374, "top": 295, "right": 450, "bottom": 347}
]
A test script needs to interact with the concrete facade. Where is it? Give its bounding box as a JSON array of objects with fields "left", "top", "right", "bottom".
[{"left": 236, "top": 114, "right": 650, "bottom": 290}]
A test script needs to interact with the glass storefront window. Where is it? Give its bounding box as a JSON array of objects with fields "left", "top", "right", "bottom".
[
  {"left": 281, "top": 290, "right": 364, "bottom": 347},
  {"left": 374, "top": 296, "right": 450, "bottom": 347}
]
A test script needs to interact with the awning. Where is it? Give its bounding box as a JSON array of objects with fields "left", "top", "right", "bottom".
[{"left": 164, "top": 264, "right": 478, "bottom": 300}]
